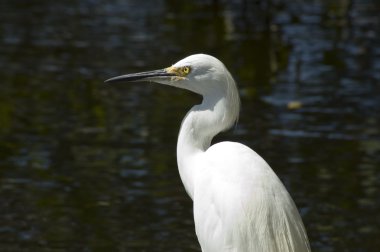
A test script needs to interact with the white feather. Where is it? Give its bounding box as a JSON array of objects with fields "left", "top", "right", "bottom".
[{"left": 174, "top": 54, "right": 310, "bottom": 251}]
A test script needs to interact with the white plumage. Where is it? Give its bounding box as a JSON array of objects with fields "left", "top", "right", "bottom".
[{"left": 106, "top": 54, "right": 311, "bottom": 252}]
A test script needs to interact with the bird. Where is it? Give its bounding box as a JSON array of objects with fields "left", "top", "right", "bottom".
[{"left": 105, "top": 54, "right": 311, "bottom": 252}]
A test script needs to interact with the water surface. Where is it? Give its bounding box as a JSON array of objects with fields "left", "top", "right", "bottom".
[{"left": 0, "top": 0, "right": 379, "bottom": 251}]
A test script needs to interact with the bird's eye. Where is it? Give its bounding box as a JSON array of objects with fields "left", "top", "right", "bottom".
[{"left": 182, "top": 66, "right": 191, "bottom": 75}]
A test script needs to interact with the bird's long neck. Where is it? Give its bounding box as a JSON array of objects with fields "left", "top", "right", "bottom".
[{"left": 177, "top": 89, "right": 240, "bottom": 198}]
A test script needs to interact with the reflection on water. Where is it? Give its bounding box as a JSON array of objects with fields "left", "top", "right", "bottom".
[{"left": 0, "top": 0, "right": 379, "bottom": 251}]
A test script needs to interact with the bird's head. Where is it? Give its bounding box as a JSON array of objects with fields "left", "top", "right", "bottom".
[{"left": 105, "top": 54, "right": 236, "bottom": 97}]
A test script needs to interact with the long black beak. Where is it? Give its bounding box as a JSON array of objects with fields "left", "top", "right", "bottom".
[{"left": 104, "top": 69, "right": 175, "bottom": 83}]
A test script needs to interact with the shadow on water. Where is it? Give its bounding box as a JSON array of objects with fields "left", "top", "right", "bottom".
[{"left": 0, "top": 0, "right": 379, "bottom": 251}]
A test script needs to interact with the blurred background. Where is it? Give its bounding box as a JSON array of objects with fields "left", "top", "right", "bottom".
[{"left": 0, "top": 0, "right": 379, "bottom": 251}]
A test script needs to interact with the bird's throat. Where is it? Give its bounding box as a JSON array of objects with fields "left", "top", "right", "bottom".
[{"left": 176, "top": 96, "right": 238, "bottom": 198}]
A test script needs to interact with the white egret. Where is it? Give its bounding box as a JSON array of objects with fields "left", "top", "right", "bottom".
[{"left": 105, "top": 54, "right": 311, "bottom": 252}]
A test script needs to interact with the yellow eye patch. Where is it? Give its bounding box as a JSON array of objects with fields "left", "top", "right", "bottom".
[
  {"left": 166, "top": 66, "right": 191, "bottom": 78},
  {"left": 182, "top": 66, "right": 190, "bottom": 75}
]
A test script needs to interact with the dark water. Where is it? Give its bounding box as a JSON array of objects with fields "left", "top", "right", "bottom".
[{"left": 0, "top": 0, "right": 379, "bottom": 251}]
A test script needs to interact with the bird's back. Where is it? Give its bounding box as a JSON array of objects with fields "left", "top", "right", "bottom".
[{"left": 193, "top": 141, "right": 310, "bottom": 252}]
